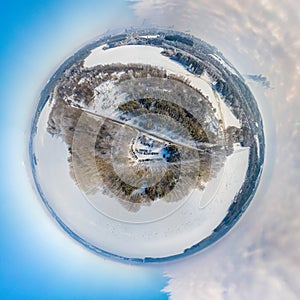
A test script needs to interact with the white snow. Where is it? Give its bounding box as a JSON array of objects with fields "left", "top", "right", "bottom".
[
  {"left": 169, "top": 144, "right": 250, "bottom": 253},
  {"left": 32, "top": 44, "right": 250, "bottom": 260},
  {"left": 197, "top": 71, "right": 241, "bottom": 128},
  {"left": 92, "top": 80, "right": 126, "bottom": 116},
  {"left": 33, "top": 101, "right": 81, "bottom": 217},
  {"left": 254, "top": 134, "right": 260, "bottom": 158},
  {"left": 33, "top": 98, "right": 249, "bottom": 258},
  {"left": 210, "top": 54, "right": 238, "bottom": 76},
  {"left": 216, "top": 92, "right": 241, "bottom": 128},
  {"left": 84, "top": 44, "right": 241, "bottom": 129},
  {"left": 78, "top": 77, "right": 87, "bottom": 85},
  {"left": 84, "top": 45, "right": 167, "bottom": 68},
  {"left": 140, "top": 35, "right": 159, "bottom": 39}
]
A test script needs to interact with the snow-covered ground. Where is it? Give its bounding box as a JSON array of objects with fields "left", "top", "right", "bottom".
[
  {"left": 84, "top": 44, "right": 166, "bottom": 68},
  {"left": 84, "top": 44, "right": 241, "bottom": 129},
  {"left": 254, "top": 134, "right": 260, "bottom": 159},
  {"left": 161, "top": 143, "right": 250, "bottom": 256},
  {"left": 32, "top": 43, "right": 249, "bottom": 260},
  {"left": 33, "top": 101, "right": 82, "bottom": 220},
  {"left": 140, "top": 35, "right": 159, "bottom": 39},
  {"left": 197, "top": 71, "right": 241, "bottom": 128},
  {"left": 34, "top": 98, "right": 249, "bottom": 258},
  {"left": 209, "top": 53, "right": 238, "bottom": 76},
  {"left": 84, "top": 143, "right": 249, "bottom": 258}
]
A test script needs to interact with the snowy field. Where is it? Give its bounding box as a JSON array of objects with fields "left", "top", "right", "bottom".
[
  {"left": 31, "top": 42, "right": 249, "bottom": 260},
  {"left": 84, "top": 44, "right": 241, "bottom": 129},
  {"left": 34, "top": 102, "right": 249, "bottom": 258}
]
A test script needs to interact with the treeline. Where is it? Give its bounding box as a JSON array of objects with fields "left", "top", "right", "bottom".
[
  {"left": 165, "top": 34, "right": 194, "bottom": 46},
  {"left": 118, "top": 98, "right": 209, "bottom": 143}
]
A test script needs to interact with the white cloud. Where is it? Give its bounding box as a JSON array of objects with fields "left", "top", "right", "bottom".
[{"left": 129, "top": 1, "right": 300, "bottom": 299}]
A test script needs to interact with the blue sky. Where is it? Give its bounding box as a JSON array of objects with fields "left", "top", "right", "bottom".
[
  {"left": 1, "top": 0, "right": 300, "bottom": 299},
  {"left": 0, "top": 1, "right": 168, "bottom": 299}
]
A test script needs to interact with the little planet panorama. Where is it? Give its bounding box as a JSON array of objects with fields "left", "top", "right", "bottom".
[{"left": 29, "top": 28, "right": 265, "bottom": 263}]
